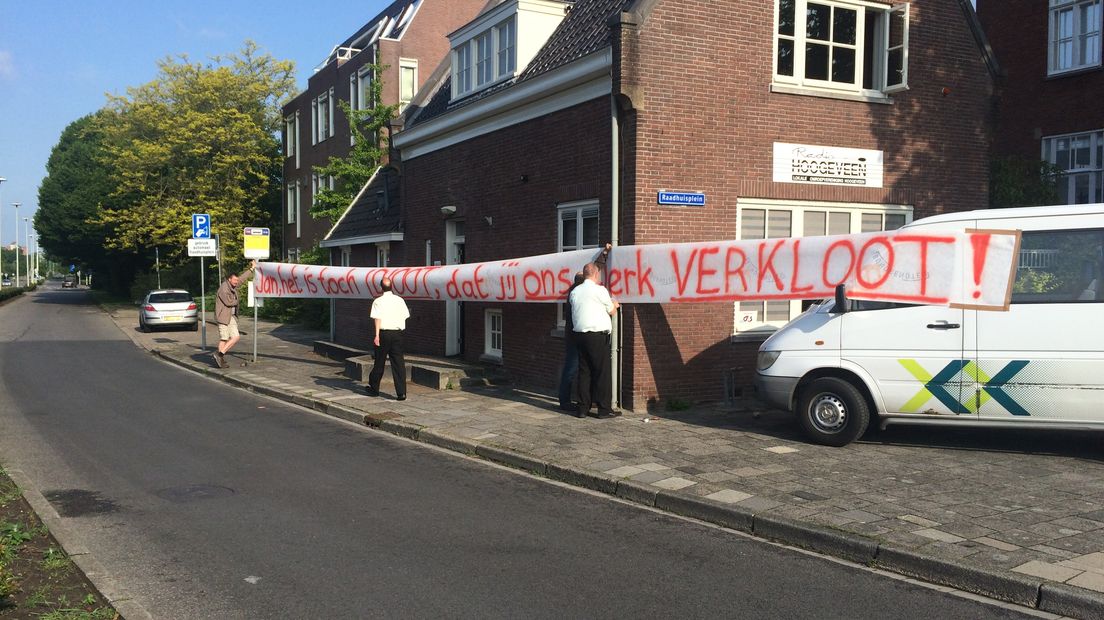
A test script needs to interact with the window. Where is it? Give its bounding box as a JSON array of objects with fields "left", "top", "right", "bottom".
[
  {"left": 557, "top": 200, "right": 600, "bottom": 326},
  {"left": 399, "top": 59, "right": 417, "bottom": 109},
  {"left": 451, "top": 15, "right": 518, "bottom": 99},
  {"left": 312, "top": 88, "right": 334, "bottom": 143},
  {"left": 1012, "top": 229, "right": 1104, "bottom": 303},
  {"left": 1044, "top": 130, "right": 1104, "bottom": 204},
  {"left": 774, "top": 0, "right": 909, "bottom": 97},
  {"left": 340, "top": 247, "right": 351, "bottom": 267},
  {"left": 734, "top": 199, "right": 912, "bottom": 334},
  {"left": 287, "top": 247, "right": 300, "bottom": 263},
  {"left": 286, "top": 182, "right": 299, "bottom": 225},
  {"left": 496, "top": 18, "right": 516, "bottom": 78},
  {"left": 476, "top": 32, "right": 493, "bottom": 86},
  {"left": 454, "top": 43, "right": 473, "bottom": 97},
  {"left": 376, "top": 243, "right": 389, "bottom": 268},
  {"left": 284, "top": 114, "right": 298, "bottom": 163},
  {"left": 485, "top": 309, "right": 503, "bottom": 358},
  {"left": 1049, "top": 0, "right": 1102, "bottom": 75},
  {"left": 356, "top": 66, "right": 373, "bottom": 111}
]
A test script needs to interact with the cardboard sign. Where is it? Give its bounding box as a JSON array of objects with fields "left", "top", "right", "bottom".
[{"left": 254, "top": 230, "right": 1021, "bottom": 310}]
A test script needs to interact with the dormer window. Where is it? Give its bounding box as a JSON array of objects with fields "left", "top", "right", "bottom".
[{"left": 449, "top": 0, "right": 567, "bottom": 101}]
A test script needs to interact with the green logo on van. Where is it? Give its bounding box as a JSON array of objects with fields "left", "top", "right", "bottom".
[{"left": 899, "top": 359, "right": 1030, "bottom": 416}]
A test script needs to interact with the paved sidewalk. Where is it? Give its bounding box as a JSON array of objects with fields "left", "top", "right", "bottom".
[{"left": 110, "top": 307, "right": 1104, "bottom": 619}]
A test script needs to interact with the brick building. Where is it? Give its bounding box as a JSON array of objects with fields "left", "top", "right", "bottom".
[
  {"left": 333, "top": 0, "right": 999, "bottom": 410},
  {"left": 281, "top": 0, "right": 488, "bottom": 261},
  {"left": 978, "top": 0, "right": 1104, "bottom": 205}
]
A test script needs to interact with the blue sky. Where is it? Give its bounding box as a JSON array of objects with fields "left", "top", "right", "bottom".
[{"left": 0, "top": 0, "right": 394, "bottom": 248}]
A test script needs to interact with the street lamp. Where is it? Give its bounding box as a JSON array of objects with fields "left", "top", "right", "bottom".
[
  {"left": 11, "top": 202, "right": 20, "bottom": 287},
  {"left": 0, "top": 178, "right": 5, "bottom": 283},
  {"left": 23, "top": 217, "right": 30, "bottom": 287}
]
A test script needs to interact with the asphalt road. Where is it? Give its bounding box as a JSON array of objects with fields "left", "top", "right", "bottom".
[{"left": 0, "top": 284, "right": 1045, "bottom": 619}]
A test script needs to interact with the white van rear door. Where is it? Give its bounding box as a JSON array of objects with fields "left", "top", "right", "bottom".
[
  {"left": 840, "top": 303, "right": 968, "bottom": 416},
  {"left": 966, "top": 222, "right": 1104, "bottom": 421}
]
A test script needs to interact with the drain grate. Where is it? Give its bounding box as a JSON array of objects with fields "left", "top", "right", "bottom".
[{"left": 43, "top": 489, "right": 121, "bottom": 517}]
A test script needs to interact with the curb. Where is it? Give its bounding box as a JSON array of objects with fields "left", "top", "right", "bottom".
[
  {"left": 149, "top": 348, "right": 1104, "bottom": 618},
  {"left": 6, "top": 468, "right": 154, "bottom": 620}
]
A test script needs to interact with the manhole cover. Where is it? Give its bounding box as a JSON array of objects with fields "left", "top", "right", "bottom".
[
  {"left": 155, "top": 484, "right": 236, "bottom": 503},
  {"left": 43, "top": 489, "right": 121, "bottom": 517}
]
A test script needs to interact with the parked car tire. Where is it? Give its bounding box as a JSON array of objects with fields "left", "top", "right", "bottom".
[
  {"left": 796, "top": 377, "right": 870, "bottom": 447},
  {"left": 189, "top": 321, "right": 199, "bottom": 332},
  {"left": 138, "top": 317, "right": 150, "bottom": 333}
]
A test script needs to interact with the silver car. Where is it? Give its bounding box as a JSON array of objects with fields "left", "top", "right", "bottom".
[{"left": 139, "top": 289, "right": 198, "bottom": 332}]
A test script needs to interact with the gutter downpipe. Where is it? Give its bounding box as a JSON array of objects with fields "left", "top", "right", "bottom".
[{"left": 610, "top": 90, "right": 621, "bottom": 410}]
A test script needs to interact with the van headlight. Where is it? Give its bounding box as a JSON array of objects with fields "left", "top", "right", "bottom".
[{"left": 757, "top": 350, "right": 781, "bottom": 371}]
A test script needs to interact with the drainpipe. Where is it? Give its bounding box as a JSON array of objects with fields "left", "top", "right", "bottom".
[{"left": 610, "top": 93, "right": 621, "bottom": 410}]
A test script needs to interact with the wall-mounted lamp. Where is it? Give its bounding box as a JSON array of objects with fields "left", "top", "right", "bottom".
[{"left": 440, "top": 205, "right": 457, "bottom": 217}]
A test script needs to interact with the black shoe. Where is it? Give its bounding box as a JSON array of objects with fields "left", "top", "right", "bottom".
[
  {"left": 594, "top": 410, "right": 622, "bottom": 419},
  {"left": 557, "top": 403, "right": 577, "bottom": 412},
  {"left": 366, "top": 387, "right": 379, "bottom": 397},
  {"left": 574, "top": 408, "right": 587, "bottom": 419},
  {"left": 396, "top": 394, "right": 407, "bottom": 401}
]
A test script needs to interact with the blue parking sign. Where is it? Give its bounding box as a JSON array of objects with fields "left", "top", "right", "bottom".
[{"left": 192, "top": 214, "right": 211, "bottom": 239}]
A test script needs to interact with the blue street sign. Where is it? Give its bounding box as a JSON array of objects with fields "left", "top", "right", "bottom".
[
  {"left": 192, "top": 214, "right": 211, "bottom": 239},
  {"left": 657, "top": 191, "right": 706, "bottom": 206},
  {"left": 69, "top": 264, "right": 75, "bottom": 273}
]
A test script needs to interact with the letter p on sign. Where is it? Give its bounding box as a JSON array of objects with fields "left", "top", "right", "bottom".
[{"left": 192, "top": 214, "right": 211, "bottom": 239}]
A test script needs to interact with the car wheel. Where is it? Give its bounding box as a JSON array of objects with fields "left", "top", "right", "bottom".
[
  {"left": 138, "top": 317, "right": 150, "bottom": 333},
  {"left": 190, "top": 321, "right": 199, "bottom": 332},
  {"left": 796, "top": 377, "right": 870, "bottom": 447}
]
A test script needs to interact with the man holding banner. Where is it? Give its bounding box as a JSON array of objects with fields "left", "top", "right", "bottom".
[
  {"left": 213, "top": 260, "right": 256, "bottom": 369},
  {"left": 570, "top": 262, "right": 620, "bottom": 419}
]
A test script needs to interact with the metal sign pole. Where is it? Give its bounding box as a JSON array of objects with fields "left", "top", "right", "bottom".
[
  {"left": 200, "top": 256, "right": 207, "bottom": 351},
  {"left": 253, "top": 288, "right": 258, "bottom": 363}
]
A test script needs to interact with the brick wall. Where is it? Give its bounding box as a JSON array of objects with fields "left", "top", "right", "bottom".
[
  {"left": 614, "top": 0, "right": 996, "bottom": 407},
  {"left": 978, "top": 0, "right": 1104, "bottom": 159},
  {"left": 399, "top": 98, "right": 611, "bottom": 385}
]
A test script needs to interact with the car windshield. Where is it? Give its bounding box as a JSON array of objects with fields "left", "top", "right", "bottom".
[{"left": 149, "top": 293, "right": 192, "bottom": 303}]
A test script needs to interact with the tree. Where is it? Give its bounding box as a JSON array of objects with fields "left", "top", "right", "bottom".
[
  {"left": 95, "top": 41, "right": 295, "bottom": 267},
  {"left": 310, "top": 64, "right": 398, "bottom": 223},
  {"left": 34, "top": 113, "right": 126, "bottom": 288},
  {"left": 990, "top": 156, "right": 1061, "bottom": 208}
]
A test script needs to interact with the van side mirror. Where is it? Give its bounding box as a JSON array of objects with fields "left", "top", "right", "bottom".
[{"left": 832, "top": 284, "right": 850, "bottom": 314}]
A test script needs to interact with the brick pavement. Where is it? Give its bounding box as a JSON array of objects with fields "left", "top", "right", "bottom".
[{"left": 109, "top": 306, "right": 1104, "bottom": 619}]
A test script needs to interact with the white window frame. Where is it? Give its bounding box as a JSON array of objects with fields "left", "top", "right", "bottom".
[
  {"left": 376, "top": 242, "right": 390, "bottom": 268},
  {"left": 733, "top": 198, "right": 913, "bottom": 336},
  {"left": 340, "top": 246, "right": 352, "bottom": 267},
  {"left": 496, "top": 17, "right": 517, "bottom": 79},
  {"left": 1043, "top": 129, "right": 1104, "bottom": 204},
  {"left": 286, "top": 181, "right": 301, "bottom": 238},
  {"left": 556, "top": 199, "right": 600, "bottom": 327},
  {"left": 773, "top": 0, "right": 909, "bottom": 98},
  {"left": 485, "top": 309, "right": 503, "bottom": 358},
  {"left": 287, "top": 247, "right": 300, "bottom": 263},
  {"left": 399, "top": 58, "right": 418, "bottom": 110},
  {"left": 450, "top": 15, "right": 518, "bottom": 100},
  {"left": 1049, "top": 0, "right": 1103, "bottom": 75}
]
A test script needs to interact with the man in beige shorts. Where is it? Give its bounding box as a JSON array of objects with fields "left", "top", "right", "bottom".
[{"left": 213, "top": 260, "right": 256, "bottom": 368}]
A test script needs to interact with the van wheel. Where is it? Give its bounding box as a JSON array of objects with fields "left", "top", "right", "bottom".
[{"left": 797, "top": 377, "right": 870, "bottom": 447}]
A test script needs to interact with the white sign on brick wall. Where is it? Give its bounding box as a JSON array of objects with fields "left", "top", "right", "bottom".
[{"left": 773, "top": 142, "right": 883, "bottom": 188}]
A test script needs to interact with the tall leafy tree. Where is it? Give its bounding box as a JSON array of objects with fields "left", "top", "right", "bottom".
[
  {"left": 311, "top": 63, "right": 398, "bottom": 223},
  {"left": 35, "top": 113, "right": 124, "bottom": 286},
  {"left": 96, "top": 41, "right": 295, "bottom": 265}
]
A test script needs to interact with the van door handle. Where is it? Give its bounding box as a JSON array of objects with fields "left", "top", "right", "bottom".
[{"left": 926, "top": 322, "right": 960, "bottom": 330}]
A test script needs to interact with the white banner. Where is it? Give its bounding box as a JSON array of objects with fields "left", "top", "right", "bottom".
[{"left": 255, "top": 229, "right": 1021, "bottom": 310}]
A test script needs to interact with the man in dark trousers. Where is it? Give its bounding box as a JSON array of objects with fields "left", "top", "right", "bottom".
[
  {"left": 558, "top": 243, "right": 611, "bottom": 411},
  {"left": 213, "top": 259, "right": 256, "bottom": 368},
  {"left": 366, "top": 277, "right": 410, "bottom": 400},
  {"left": 568, "top": 261, "right": 620, "bottom": 418}
]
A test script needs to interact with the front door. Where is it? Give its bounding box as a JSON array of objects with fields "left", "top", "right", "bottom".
[{"left": 445, "top": 220, "right": 465, "bottom": 356}]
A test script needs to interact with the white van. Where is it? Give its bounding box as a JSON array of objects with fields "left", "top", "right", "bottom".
[{"left": 755, "top": 204, "right": 1104, "bottom": 446}]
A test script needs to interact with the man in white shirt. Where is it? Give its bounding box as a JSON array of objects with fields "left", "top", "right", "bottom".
[
  {"left": 569, "top": 262, "right": 620, "bottom": 418},
  {"left": 367, "top": 277, "right": 411, "bottom": 400}
]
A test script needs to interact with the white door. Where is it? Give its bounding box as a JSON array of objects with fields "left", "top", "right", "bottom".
[
  {"left": 840, "top": 303, "right": 969, "bottom": 416},
  {"left": 444, "top": 220, "right": 465, "bottom": 356},
  {"left": 965, "top": 222, "right": 1104, "bottom": 421}
]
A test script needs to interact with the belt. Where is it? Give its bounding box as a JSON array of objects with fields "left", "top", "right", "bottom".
[{"left": 380, "top": 329, "right": 404, "bottom": 332}]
